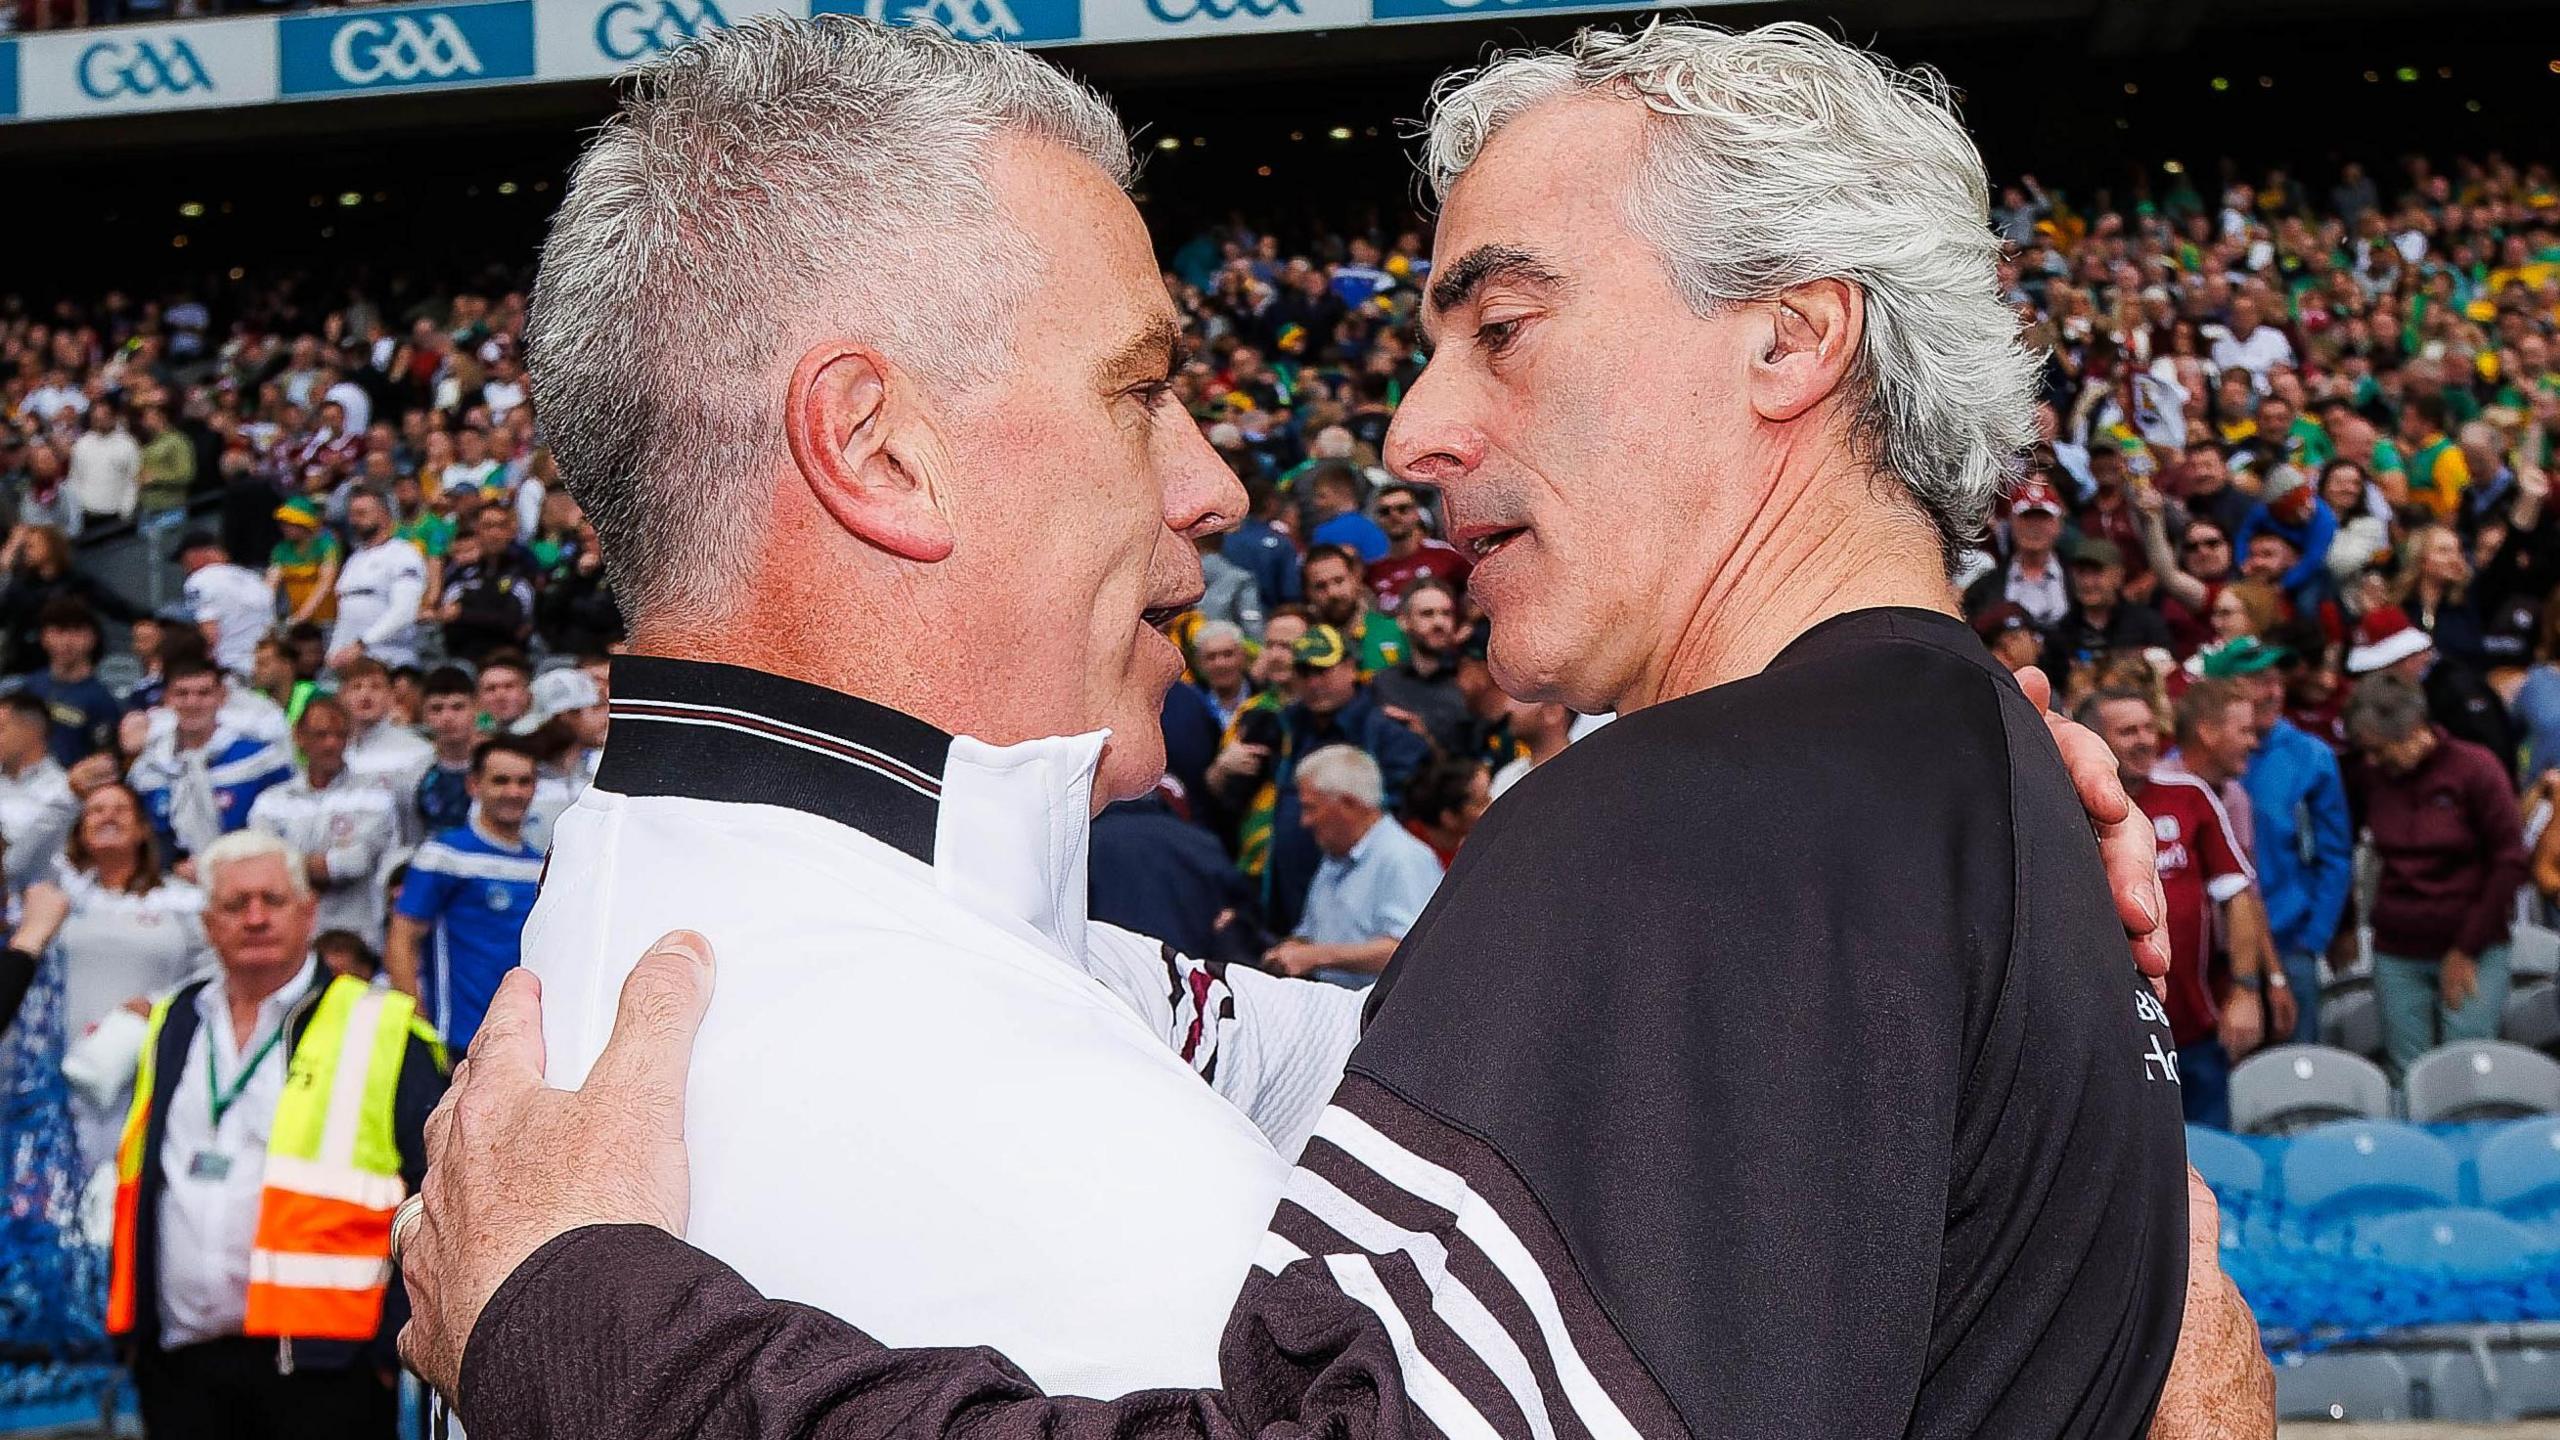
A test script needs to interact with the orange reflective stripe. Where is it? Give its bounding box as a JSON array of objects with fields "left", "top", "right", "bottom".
[
  {"left": 106, "top": 995, "right": 177, "bottom": 1340},
  {"left": 244, "top": 1279, "right": 384, "bottom": 1340},
  {"left": 251, "top": 1186, "right": 395, "bottom": 1261}
]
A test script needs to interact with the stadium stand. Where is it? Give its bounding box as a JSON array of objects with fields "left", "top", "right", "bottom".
[{"left": 2279, "top": 1120, "right": 2463, "bottom": 1227}]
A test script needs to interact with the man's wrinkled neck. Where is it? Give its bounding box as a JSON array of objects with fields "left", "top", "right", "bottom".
[{"left": 1619, "top": 461, "right": 1958, "bottom": 714}]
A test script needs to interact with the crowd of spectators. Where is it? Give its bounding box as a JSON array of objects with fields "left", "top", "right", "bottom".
[
  {"left": 2, "top": 146, "right": 2560, "bottom": 1425},
  {"left": 1955, "top": 151, "right": 2560, "bottom": 1127}
]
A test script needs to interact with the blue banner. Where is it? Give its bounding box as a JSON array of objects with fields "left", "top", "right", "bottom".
[
  {"left": 0, "top": 41, "right": 16, "bottom": 120},
  {"left": 277, "top": 0, "right": 536, "bottom": 96}
]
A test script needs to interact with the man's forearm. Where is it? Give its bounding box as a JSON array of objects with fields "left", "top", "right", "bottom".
[
  {"left": 459, "top": 1225, "right": 1409, "bottom": 1440},
  {"left": 2226, "top": 889, "right": 2273, "bottom": 979},
  {"left": 1327, "top": 937, "right": 1401, "bottom": 976},
  {"left": 387, "top": 919, "right": 426, "bottom": 996}
]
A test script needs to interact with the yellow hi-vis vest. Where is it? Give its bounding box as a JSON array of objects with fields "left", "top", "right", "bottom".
[{"left": 108, "top": 975, "right": 443, "bottom": 1342}]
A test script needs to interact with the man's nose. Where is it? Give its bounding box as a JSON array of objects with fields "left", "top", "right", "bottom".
[
  {"left": 1167, "top": 420, "right": 1247, "bottom": 539},
  {"left": 1383, "top": 365, "right": 1484, "bottom": 488}
]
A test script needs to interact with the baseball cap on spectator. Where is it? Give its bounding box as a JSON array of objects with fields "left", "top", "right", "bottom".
[
  {"left": 513, "top": 668, "right": 605, "bottom": 735},
  {"left": 2346, "top": 607, "right": 2434, "bottom": 675},
  {"left": 275, "top": 497, "right": 322, "bottom": 530},
  {"left": 2192, "top": 636, "right": 2290, "bottom": 679},
  {"left": 2482, "top": 598, "right": 2541, "bottom": 666},
  {"left": 1971, "top": 602, "right": 2037, "bottom": 644},
  {"left": 2069, "top": 537, "right": 2123, "bottom": 570},
  {"left": 1293, "top": 625, "right": 1351, "bottom": 671},
  {"left": 2011, "top": 480, "right": 2064, "bottom": 518}
]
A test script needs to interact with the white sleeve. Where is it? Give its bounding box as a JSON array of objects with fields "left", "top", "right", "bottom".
[
  {"left": 325, "top": 794, "right": 397, "bottom": 888},
  {"left": 1083, "top": 921, "right": 1364, "bottom": 1161},
  {"left": 362, "top": 553, "right": 427, "bottom": 650}
]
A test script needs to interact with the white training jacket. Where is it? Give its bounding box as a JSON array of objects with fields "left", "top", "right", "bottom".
[{"left": 523, "top": 656, "right": 1362, "bottom": 1398}]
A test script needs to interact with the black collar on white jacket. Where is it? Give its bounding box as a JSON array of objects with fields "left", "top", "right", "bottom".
[{"left": 597, "top": 656, "right": 950, "bottom": 865}]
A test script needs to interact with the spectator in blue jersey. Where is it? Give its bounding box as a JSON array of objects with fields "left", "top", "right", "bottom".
[
  {"left": 1219, "top": 468, "right": 1302, "bottom": 609},
  {"left": 1303, "top": 463, "right": 1389, "bottom": 564},
  {"left": 15, "top": 599, "right": 122, "bottom": 767},
  {"left": 413, "top": 666, "right": 481, "bottom": 836},
  {"left": 127, "top": 657, "right": 294, "bottom": 863},
  {"left": 1327, "top": 238, "right": 1396, "bottom": 309},
  {"left": 2229, "top": 641, "right": 2354, "bottom": 1040},
  {"left": 387, "top": 736, "right": 545, "bottom": 1051}
]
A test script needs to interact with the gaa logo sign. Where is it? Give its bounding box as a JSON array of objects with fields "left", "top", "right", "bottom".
[
  {"left": 330, "top": 13, "right": 485, "bottom": 86},
  {"left": 595, "top": 0, "right": 731, "bottom": 61},
  {"left": 1143, "top": 0, "right": 1296, "bottom": 21},
  {"left": 76, "top": 38, "right": 213, "bottom": 100},
  {"left": 855, "top": 0, "right": 1026, "bottom": 41}
]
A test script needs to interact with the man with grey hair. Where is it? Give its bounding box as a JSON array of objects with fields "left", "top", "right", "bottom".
[
  {"left": 1265, "top": 744, "right": 1442, "bottom": 984},
  {"left": 399, "top": 17, "right": 2271, "bottom": 1440}
]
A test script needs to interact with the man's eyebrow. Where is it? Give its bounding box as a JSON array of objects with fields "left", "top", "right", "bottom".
[
  {"left": 1097, "top": 315, "right": 1183, "bottom": 387},
  {"left": 1427, "top": 245, "right": 1567, "bottom": 318}
]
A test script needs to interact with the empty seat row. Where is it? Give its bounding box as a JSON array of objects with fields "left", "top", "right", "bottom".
[
  {"left": 2187, "top": 1117, "right": 2560, "bottom": 1224},
  {"left": 2279, "top": 1335, "right": 2560, "bottom": 1422},
  {"left": 2230, "top": 1041, "right": 2560, "bottom": 1135}
]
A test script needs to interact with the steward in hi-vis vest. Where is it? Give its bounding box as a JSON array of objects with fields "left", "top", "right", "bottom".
[{"left": 109, "top": 961, "right": 445, "bottom": 1434}]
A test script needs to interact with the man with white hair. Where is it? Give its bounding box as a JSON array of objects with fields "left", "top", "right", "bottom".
[
  {"left": 1265, "top": 745, "right": 1442, "bottom": 985},
  {"left": 398, "top": 17, "right": 2268, "bottom": 1440},
  {"left": 106, "top": 830, "right": 444, "bottom": 1440}
]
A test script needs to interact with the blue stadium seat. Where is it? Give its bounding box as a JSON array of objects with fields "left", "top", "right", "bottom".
[
  {"left": 2184, "top": 1125, "right": 2265, "bottom": 1201},
  {"left": 2276, "top": 1349, "right": 2414, "bottom": 1421},
  {"left": 2405, "top": 1041, "right": 2560, "bottom": 1125},
  {"left": 2278, "top": 1121, "right": 2460, "bottom": 1225},
  {"left": 2359, "top": 1208, "right": 2546, "bottom": 1281},
  {"left": 2230, "top": 1045, "right": 2393, "bottom": 1136},
  {"left": 2475, "top": 1117, "right": 2560, "bottom": 1220}
]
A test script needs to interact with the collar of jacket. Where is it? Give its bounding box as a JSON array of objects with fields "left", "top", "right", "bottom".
[{"left": 597, "top": 655, "right": 1106, "bottom": 961}]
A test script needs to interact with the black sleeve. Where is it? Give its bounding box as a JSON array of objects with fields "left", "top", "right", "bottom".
[
  {"left": 380, "top": 1031, "right": 452, "bottom": 1368},
  {"left": 0, "top": 946, "right": 34, "bottom": 1041},
  {"left": 459, "top": 1225, "right": 1416, "bottom": 1440}
]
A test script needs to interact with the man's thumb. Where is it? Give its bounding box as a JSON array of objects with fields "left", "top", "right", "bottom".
[{"left": 587, "top": 930, "right": 716, "bottom": 1105}]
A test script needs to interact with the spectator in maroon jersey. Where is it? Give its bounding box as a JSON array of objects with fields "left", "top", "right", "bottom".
[
  {"left": 2081, "top": 686, "right": 2275, "bottom": 1128},
  {"left": 1364, "top": 484, "right": 1470, "bottom": 614},
  {"left": 2075, "top": 445, "right": 2150, "bottom": 595},
  {"left": 2345, "top": 674, "right": 2529, "bottom": 1079}
]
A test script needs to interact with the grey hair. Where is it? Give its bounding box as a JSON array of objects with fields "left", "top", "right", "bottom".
[
  {"left": 1422, "top": 20, "right": 2037, "bottom": 570},
  {"left": 2343, "top": 674, "right": 2430, "bottom": 747},
  {"left": 1296, "top": 744, "right": 1386, "bottom": 811},
  {"left": 198, "top": 830, "right": 313, "bottom": 902},
  {"left": 1192, "top": 619, "right": 1246, "bottom": 651},
  {"left": 527, "top": 16, "right": 1131, "bottom": 624}
]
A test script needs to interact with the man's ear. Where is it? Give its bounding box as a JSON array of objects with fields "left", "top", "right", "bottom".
[
  {"left": 783, "top": 342, "right": 956, "bottom": 564},
  {"left": 1746, "top": 278, "right": 1865, "bottom": 425}
]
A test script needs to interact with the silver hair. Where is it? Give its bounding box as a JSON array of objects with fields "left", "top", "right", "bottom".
[
  {"left": 1191, "top": 619, "right": 1246, "bottom": 651},
  {"left": 1296, "top": 744, "right": 1386, "bottom": 811},
  {"left": 198, "top": 830, "right": 313, "bottom": 903},
  {"left": 1422, "top": 20, "right": 2037, "bottom": 569},
  {"left": 2343, "top": 674, "right": 2430, "bottom": 747},
  {"left": 527, "top": 16, "right": 1131, "bottom": 623}
]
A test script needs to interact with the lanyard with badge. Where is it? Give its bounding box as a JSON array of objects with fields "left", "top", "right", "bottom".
[{"left": 189, "top": 1020, "right": 288, "bottom": 1182}]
